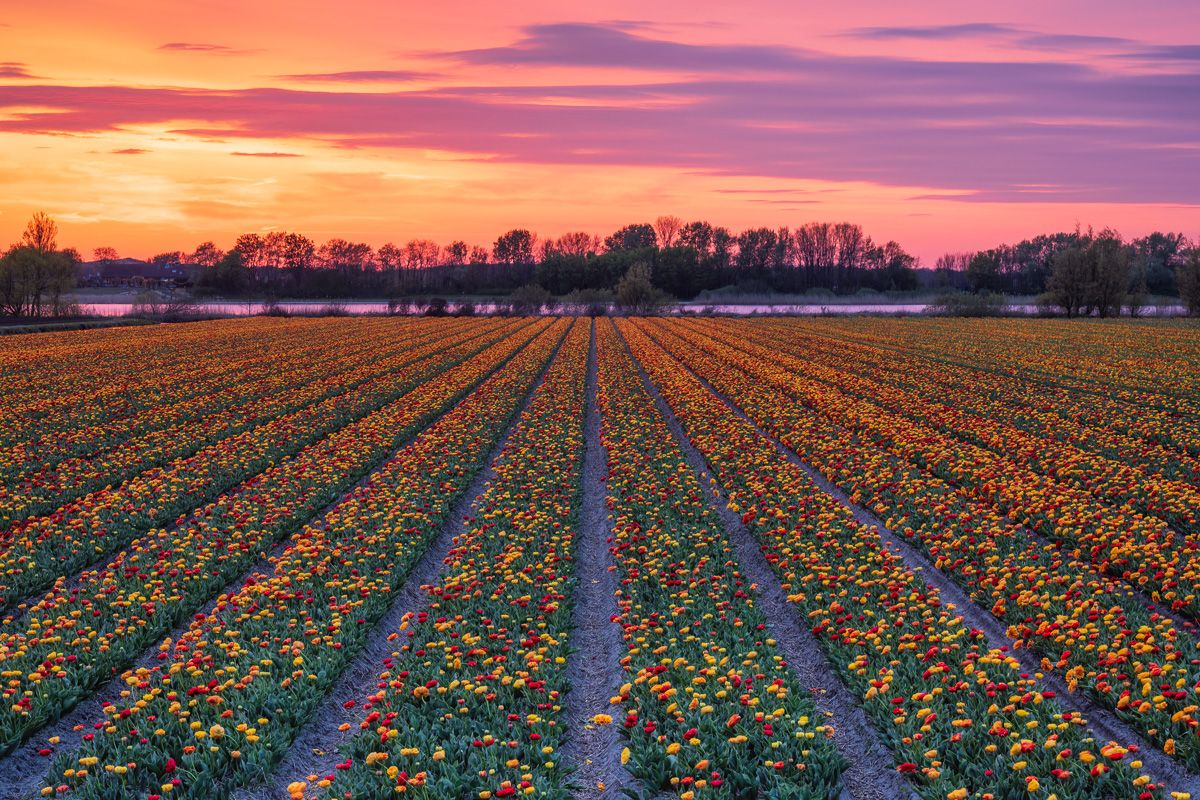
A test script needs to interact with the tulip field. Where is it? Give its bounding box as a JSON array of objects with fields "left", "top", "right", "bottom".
[{"left": 0, "top": 317, "right": 1197, "bottom": 800}]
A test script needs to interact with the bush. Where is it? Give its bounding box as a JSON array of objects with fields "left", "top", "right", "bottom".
[
  {"left": 924, "top": 291, "right": 1010, "bottom": 317},
  {"left": 455, "top": 301, "right": 476, "bottom": 317},
  {"left": 1179, "top": 249, "right": 1200, "bottom": 316},
  {"left": 510, "top": 283, "right": 551, "bottom": 315},
  {"left": 424, "top": 297, "right": 448, "bottom": 316},
  {"left": 259, "top": 299, "right": 290, "bottom": 317},
  {"left": 128, "top": 290, "right": 201, "bottom": 321},
  {"left": 616, "top": 262, "right": 676, "bottom": 315},
  {"left": 562, "top": 288, "right": 614, "bottom": 316}
]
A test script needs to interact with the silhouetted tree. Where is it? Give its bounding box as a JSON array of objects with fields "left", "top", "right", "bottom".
[
  {"left": 604, "top": 223, "right": 656, "bottom": 252},
  {"left": 1045, "top": 244, "right": 1091, "bottom": 317},
  {"left": 0, "top": 213, "right": 77, "bottom": 316},
  {"left": 443, "top": 241, "right": 469, "bottom": 264},
  {"left": 1178, "top": 247, "right": 1200, "bottom": 315},
  {"left": 493, "top": 229, "right": 537, "bottom": 265},
  {"left": 654, "top": 215, "right": 683, "bottom": 248},
  {"left": 616, "top": 262, "right": 673, "bottom": 313},
  {"left": 188, "top": 242, "right": 224, "bottom": 267},
  {"left": 150, "top": 251, "right": 185, "bottom": 265}
]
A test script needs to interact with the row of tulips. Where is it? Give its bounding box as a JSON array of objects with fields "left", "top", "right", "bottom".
[
  {"left": 775, "top": 318, "right": 1200, "bottom": 457},
  {"left": 0, "top": 318, "right": 523, "bottom": 611},
  {"left": 713, "top": 318, "right": 1200, "bottom": 534},
  {"left": 785, "top": 317, "right": 1200, "bottom": 414},
  {"left": 620, "top": 318, "right": 1170, "bottom": 800},
  {"left": 0, "top": 319, "right": 339, "bottom": 452},
  {"left": 639, "top": 319, "right": 1200, "bottom": 774},
  {"left": 681, "top": 320, "right": 1200, "bottom": 623},
  {"left": 754, "top": 319, "right": 1200, "bottom": 491},
  {"left": 594, "top": 319, "right": 847, "bottom": 800},
  {"left": 316, "top": 317, "right": 591, "bottom": 800},
  {"left": 0, "top": 319, "right": 457, "bottom": 527},
  {"left": 0, "top": 319, "right": 424, "bottom": 488},
  {"left": 0, "top": 320, "right": 326, "bottom": 484},
  {"left": 43, "top": 318, "right": 571, "bottom": 799},
  {"left": 0, "top": 319, "right": 549, "bottom": 756}
]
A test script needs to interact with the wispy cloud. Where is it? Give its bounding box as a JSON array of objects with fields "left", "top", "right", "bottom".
[
  {"left": 111, "top": 148, "right": 149, "bottom": 154},
  {"left": 275, "top": 70, "right": 435, "bottom": 83},
  {"left": 231, "top": 151, "right": 303, "bottom": 157},
  {"left": 158, "top": 42, "right": 250, "bottom": 55},
  {"left": 0, "top": 62, "right": 38, "bottom": 79},
  {"left": 1116, "top": 44, "right": 1200, "bottom": 60},
  {"left": 431, "top": 23, "right": 813, "bottom": 72},
  {"left": 1020, "top": 33, "right": 1133, "bottom": 49},
  {"left": 841, "top": 23, "right": 1024, "bottom": 40}
]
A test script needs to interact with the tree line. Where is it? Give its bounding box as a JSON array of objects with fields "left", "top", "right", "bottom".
[
  {"left": 124, "top": 216, "right": 922, "bottom": 300},
  {"left": 940, "top": 226, "right": 1200, "bottom": 317},
  {"left": 5, "top": 211, "right": 1199, "bottom": 317}
]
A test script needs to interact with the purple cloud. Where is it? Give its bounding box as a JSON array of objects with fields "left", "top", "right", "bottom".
[
  {"left": 275, "top": 70, "right": 435, "bottom": 82},
  {"left": 1, "top": 24, "right": 1196, "bottom": 205},
  {"left": 841, "top": 23, "right": 1024, "bottom": 40},
  {"left": 1021, "top": 33, "right": 1133, "bottom": 49},
  {"left": 1117, "top": 44, "right": 1200, "bottom": 61},
  {"left": 433, "top": 23, "right": 812, "bottom": 72}
]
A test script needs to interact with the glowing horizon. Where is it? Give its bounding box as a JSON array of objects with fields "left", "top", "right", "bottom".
[{"left": 1, "top": 0, "right": 1197, "bottom": 265}]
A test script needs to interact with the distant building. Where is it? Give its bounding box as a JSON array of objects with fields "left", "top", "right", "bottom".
[{"left": 78, "top": 258, "right": 192, "bottom": 288}]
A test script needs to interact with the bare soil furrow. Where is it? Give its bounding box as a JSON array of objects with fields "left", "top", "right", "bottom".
[{"left": 562, "top": 323, "right": 631, "bottom": 800}]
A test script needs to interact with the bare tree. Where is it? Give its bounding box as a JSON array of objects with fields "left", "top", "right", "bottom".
[
  {"left": 188, "top": 242, "right": 224, "bottom": 267},
  {"left": 443, "top": 241, "right": 469, "bottom": 264},
  {"left": 556, "top": 231, "right": 599, "bottom": 258},
  {"left": 377, "top": 242, "right": 402, "bottom": 287},
  {"left": 319, "top": 238, "right": 375, "bottom": 285},
  {"left": 404, "top": 239, "right": 441, "bottom": 270},
  {"left": 654, "top": 215, "right": 683, "bottom": 248}
]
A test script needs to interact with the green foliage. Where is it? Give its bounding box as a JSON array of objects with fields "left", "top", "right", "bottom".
[
  {"left": 1043, "top": 228, "right": 1132, "bottom": 317},
  {"left": 1179, "top": 248, "right": 1200, "bottom": 316},
  {"left": 923, "top": 290, "right": 1010, "bottom": 317},
  {"left": 616, "top": 262, "right": 675, "bottom": 314},
  {"left": 604, "top": 222, "right": 657, "bottom": 251},
  {"left": 509, "top": 283, "right": 551, "bottom": 314},
  {"left": 0, "top": 213, "right": 78, "bottom": 317},
  {"left": 492, "top": 228, "right": 537, "bottom": 265}
]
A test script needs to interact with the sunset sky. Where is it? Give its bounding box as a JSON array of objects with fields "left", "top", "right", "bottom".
[{"left": 1, "top": 0, "right": 1197, "bottom": 263}]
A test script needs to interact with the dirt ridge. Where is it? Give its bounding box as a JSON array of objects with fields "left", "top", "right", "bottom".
[{"left": 561, "top": 322, "right": 631, "bottom": 800}]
